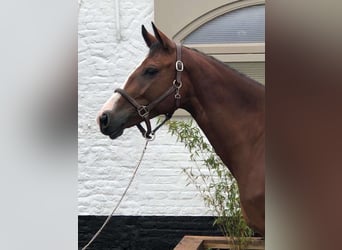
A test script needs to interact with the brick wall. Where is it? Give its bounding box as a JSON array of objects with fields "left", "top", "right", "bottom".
[
  {"left": 79, "top": 216, "right": 221, "bottom": 249},
  {"left": 78, "top": 0, "right": 210, "bottom": 216}
]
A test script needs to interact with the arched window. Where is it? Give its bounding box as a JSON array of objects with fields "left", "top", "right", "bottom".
[{"left": 183, "top": 5, "right": 265, "bottom": 44}]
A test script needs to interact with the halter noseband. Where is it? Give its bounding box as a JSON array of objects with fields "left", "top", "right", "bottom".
[{"left": 114, "top": 43, "right": 184, "bottom": 139}]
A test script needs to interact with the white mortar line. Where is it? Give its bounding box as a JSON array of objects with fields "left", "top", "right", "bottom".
[{"left": 115, "top": 0, "right": 121, "bottom": 41}]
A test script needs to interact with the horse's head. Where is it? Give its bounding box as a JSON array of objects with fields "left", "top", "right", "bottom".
[{"left": 96, "top": 23, "right": 186, "bottom": 139}]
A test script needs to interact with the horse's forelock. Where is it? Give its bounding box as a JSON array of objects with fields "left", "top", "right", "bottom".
[
  {"left": 148, "top": 42, "right": 163, "bottom": 56},
  {"left": 148, "top": 41, "right": 175, "bottom": 57}
]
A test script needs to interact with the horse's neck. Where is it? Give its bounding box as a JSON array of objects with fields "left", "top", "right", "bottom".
[{"left": 183, "top": 49, "right": 265, "bottom": 180}]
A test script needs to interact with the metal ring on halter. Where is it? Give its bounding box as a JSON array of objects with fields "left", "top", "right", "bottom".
[
  {"left": 173, "top": 80, "right": 182, "bottom": 89},
  {"left": 175, "top": 60, "right": 184, "bottom": 72},
  {"left": 144, "top": 132, "right": 156, "bottom": 141}
]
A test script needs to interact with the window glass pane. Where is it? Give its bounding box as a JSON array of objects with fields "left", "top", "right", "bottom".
[{"left": 183, "top": 5, "right": 265, "bottom": 44}]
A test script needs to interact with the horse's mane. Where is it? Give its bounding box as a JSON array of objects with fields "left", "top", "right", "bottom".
[
  {"left": 187, "top": 46, "right": 263, "bottom": 87},
  {"left": 147, "top": 42, "right": 263, "bottom": 87}
]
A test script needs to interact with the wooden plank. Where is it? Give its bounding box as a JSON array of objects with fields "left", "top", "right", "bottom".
[
  {"left": 174, "top": 236, "right": 204, "bottom": 250},
  {"left": 174, "top": 236, "right": 264, "bottom": 250}
]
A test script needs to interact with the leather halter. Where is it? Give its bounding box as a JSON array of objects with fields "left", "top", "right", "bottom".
[{"left": 114, "top": 43, "right": 183, "bottom": 139}]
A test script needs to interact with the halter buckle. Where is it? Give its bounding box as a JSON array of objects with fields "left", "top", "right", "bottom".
[
  {"left": 175, "top": 60, "right": 184, "bottom": 72},
  {"left": 138, "top": 106, "right": 149, "bottom": 118}
]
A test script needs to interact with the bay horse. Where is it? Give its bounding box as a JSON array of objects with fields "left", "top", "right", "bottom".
[{"left": 96, "top": 23, "right": 265, "bottom": 235}]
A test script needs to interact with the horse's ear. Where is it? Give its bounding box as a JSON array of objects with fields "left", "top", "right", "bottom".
[
  {"left": 142, "top": 25, "right": 157, "bottom": 48},
  {"left": 151, "top": 22, "right": 175, "bottom": 50}
]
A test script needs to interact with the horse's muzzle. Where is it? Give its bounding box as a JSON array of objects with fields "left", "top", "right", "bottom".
[
  {"left": 99, "top": 111, "right": 111, "bottom": 129},
  {"left": 98, "top": 110, "right": 127, "bottom": 139}
]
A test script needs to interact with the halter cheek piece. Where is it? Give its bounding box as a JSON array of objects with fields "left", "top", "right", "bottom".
[{"left": 114, "top": 43, "right": 183, "bottom": 139}]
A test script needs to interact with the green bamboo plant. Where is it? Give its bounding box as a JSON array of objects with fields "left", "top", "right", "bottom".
[{"left": 167, "top": 119, "right": 253, "bottom": 249}]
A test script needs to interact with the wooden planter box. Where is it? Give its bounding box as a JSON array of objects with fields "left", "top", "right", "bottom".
[{"left": 174, "top": 236, "right": 264, "bottom": 250}]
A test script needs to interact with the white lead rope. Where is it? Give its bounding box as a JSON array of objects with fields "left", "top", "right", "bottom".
[{"left": 81, "top": 139, "right": 150, "bottom": 250}]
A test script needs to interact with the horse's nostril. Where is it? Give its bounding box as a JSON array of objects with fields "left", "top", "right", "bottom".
[{"left": 99, "top": 112, "right": 110, "bottom": 128}]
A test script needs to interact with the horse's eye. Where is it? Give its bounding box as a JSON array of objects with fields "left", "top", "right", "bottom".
[{"left": 143, "top": 67, "right": 159, "bottom": 76}]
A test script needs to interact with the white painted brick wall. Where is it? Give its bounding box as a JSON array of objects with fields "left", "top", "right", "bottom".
[{"left": 78, "top": 0, "right": 211, "bottom": 216}]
